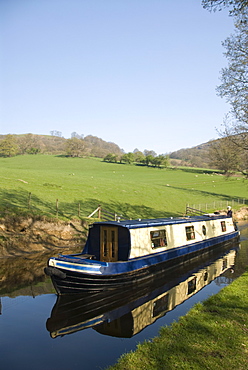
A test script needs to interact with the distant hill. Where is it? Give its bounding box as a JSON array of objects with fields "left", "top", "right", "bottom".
[
  {"left": 84, "top": 135, "right": 123, "bottom": 157},
  {"left": 169, "top": 141, "right": 212, "bottom": 168},
  {"left": 0, "top": 133, "right": 216, "bottom": 168},
  {"left": 0, "top": 133, "right": 124, "bottom": 158}
]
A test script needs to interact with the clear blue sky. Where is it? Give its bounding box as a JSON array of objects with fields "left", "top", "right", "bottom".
[{"left": 0, "top": 0, "right": 234, "bottom": 154}]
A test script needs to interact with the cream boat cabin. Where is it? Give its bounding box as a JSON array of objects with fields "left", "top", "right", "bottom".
[
  {"left": 45, "top": 213, "right": 239, "bottom": 294},
  {"left": 129, "top": 215, "right": 235, "bottom": 259}
]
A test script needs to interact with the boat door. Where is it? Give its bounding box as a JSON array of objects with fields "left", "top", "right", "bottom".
[{"left": 100, "top": 226, "right": 118, "bottom": 262}]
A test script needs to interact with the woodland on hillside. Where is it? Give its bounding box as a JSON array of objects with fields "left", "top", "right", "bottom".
[
  {"left": 0, "top": 133, "right": 123, "bottom": 158},
  {"left": 1, "top": 132, "right": 248, "bottom": 174}
]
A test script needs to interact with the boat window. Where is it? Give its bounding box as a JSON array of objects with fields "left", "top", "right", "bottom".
[
  {"left": 222, "top": 258, "right": 227, "bottom": 270},
  {"left": 150, "top": 229, "right": 167, "bottom": 248},
  {"left": 185, "top": 226, "right": 195, "bottom": 241},
  {"left": 202, "top": 225, "right": 206, "bottom": 236},
  {"left": 221, "top": 221, "right": 226, "bottom": 232},
  {"left": 153, "top": 294, "right": 169, "bottom": 317},
  {"left": 204, "top": 271, "right": 208, "bottom": 281},
  {"left": 188, "top": 277, "right": 197, "bottom": 295}
]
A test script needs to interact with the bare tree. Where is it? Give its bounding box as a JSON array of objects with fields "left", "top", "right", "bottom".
[
  {"left": 218, "top": 10, "right": 248, "bottom": 125},
  {"left": 17, "top": 134, "right": 41, "bottom": 154},
  {"left": 71, "top": 132, "right": 84, "bottom": 139},
  {"left": 209, "top": 137, "right": 240, "bottom": 173},
  {"left": 202, "top": 0, "right": 248, "bottom": 15},
  {"left": 50, "top": 130, "right": 62, "bottom": 137},
  {"left": 204, "top": 4, "right": 248, "bottom": 175}
]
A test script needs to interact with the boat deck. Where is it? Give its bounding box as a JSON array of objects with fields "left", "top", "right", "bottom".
[{"left": 94, "top": 214, "right": 228, "bottom": 229}]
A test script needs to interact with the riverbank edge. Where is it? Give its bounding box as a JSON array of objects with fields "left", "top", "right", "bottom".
[
  {"left": 0, "top": 216, "right": 89, "bottom": 257},
  {"left": 108, "top": 269, "right": 248, "bottom": 370},
  {"left": 0, "top": 207, "right": 247, "bottom": 258}
]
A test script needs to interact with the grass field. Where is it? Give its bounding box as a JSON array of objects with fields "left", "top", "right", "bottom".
[{"left": 0, "top": 155, "right": 247, "bottom": 220}]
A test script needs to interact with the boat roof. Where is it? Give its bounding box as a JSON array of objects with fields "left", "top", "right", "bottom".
[{"left": 93, "top": 214, "right": 228, "bottom": 230}]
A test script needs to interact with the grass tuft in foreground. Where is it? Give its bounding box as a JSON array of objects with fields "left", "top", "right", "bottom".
[{"left": 108, "top": 270, "right": 248, "bottom": 370}]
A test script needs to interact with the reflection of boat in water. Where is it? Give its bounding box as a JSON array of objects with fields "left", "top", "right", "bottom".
[
  {"left": 45, "top": 212, "right": 239, "bottom": 294},
  {"left": 46, "top": 246, "right": 238, "bottom": 339}
]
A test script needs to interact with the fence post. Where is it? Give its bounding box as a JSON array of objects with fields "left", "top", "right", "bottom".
[
  {"left": 98, "top": 205, "right": 101, "bottom": 219},
  {"left": 28, "top": 192, "right": 32, "bottom": 209},
  {"left": 56, "top": 199, "right": 59, "bottom": 217}
]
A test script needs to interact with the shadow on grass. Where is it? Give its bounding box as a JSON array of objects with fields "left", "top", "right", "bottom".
[
  {"left": 164, "top": 184, "right": 242, "bottom": 205},
  {"left": 178, "top": 167, "right": 223, "bottom": 175},
  {"left": 0, "top": 189, "right": 178, "bottom": 220},
  {"left": 0, "top": 189, "right": 64, "bottom": 218}
]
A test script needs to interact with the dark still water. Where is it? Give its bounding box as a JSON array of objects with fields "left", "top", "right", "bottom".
[{"left": 1, "top": 222, "right": 248, "bottom": 370}]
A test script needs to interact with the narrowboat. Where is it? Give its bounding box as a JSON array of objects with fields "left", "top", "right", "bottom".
[
  {"left": 45, "top": 212, "right": 239, "bottom": 294},
  {"left": 46, "top": 246, "right": 237, "bottom": 338}
]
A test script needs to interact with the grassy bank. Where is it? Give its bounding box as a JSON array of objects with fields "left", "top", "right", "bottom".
[
  {"left": 108, "top": 270, "right": 248, "bottom": 370},
  {"left": 0, "top": 155, "right": 247, "bottom": 220}
]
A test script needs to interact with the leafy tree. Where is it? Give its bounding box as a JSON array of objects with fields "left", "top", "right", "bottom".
[
  {"left": 143, "top": 150, "right": 156, "bottom": 166},
  {"left": 133, "top": 150, "right": 145, "bottom": 164},
  {"left": 66, "top": 137, "right": 87, "bottom": 157},
  {"left": 120, "top": 152, "right": 135, "bottom": 164},
  {"left": 152, "top": 154, "right": 170, "bottom": 168},
  {"left": 0, "top": 134, "right": 19, "bottom": 157},
  {"left": 103, "top": 153, "right": 118, "bottom": 162},
  {"left": 145, "top": 154, "right": 155, "bottom": 166}
]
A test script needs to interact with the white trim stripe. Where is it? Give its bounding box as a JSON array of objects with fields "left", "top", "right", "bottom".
[{"left": 53, "top": 261, "right": 102, "bottom": 275}]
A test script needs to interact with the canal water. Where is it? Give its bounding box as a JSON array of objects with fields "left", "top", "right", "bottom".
[{"left": 0, "top": 222, "right": 248, "bottom": 370}]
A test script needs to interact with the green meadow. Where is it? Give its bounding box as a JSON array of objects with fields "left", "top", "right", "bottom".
[{"left": 0, "top": 155, "right": 247, "bottom": 220}]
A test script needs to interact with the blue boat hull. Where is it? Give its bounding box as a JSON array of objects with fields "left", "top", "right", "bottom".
[
  {"left": 46, "top": 243, "right": 238, "bottom": 338},
  {"left": 45, "top": 231, "right": 239, "bottom": 294}
]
